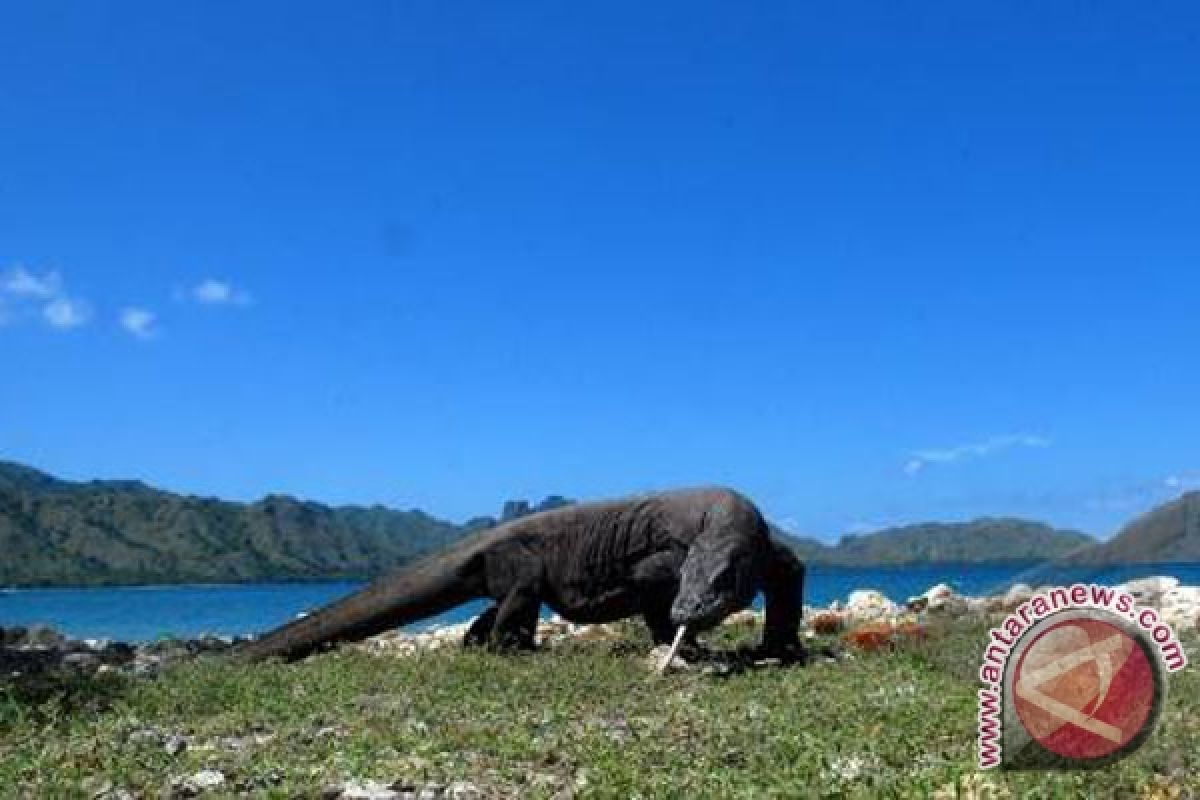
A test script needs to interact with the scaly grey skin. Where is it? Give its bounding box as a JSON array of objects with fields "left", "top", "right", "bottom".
[{"left": 235, "top": 487, "right": 806, "bottom": 664}]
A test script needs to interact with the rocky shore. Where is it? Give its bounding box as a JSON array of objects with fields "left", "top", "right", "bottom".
[
  {"left": 340, "top": 574, "right": 1200, "bottom": 667},
  {"left": 0, "top": 624, "right": 241, "bottom": 681}
]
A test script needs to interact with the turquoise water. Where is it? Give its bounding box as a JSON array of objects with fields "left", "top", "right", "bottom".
[{"left": 3, "top": 562, "right": 1198, "bottom": 642}]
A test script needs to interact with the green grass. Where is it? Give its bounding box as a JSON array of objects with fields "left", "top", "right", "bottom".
[{"left": 1, "top": 619, "right": 1196, "bottom": 798}]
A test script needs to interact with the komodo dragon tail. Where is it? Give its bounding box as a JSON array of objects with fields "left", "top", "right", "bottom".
[{"left": 234, "top": 548, "right": 485, "bottom": 663}]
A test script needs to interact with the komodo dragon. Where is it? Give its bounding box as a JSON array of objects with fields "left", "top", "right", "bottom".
[{"left": 236, "top": 487, "right": 805, "bottom": 664}]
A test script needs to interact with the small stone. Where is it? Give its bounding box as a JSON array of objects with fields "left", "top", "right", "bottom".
[
  {"left": 128, "top": 728, "right": 165, "bottom": 746},
  {"left": 315, "top": 725, "right": 345, "bottom": 739},
  {"left": 808, "top": 610, "right": 844, "bottom": 635},
  {"left": 445, "top": 781, "right": 481, "bottom": 800},
  {"left": 23, "top": 625, "right": 68, "bottom": 649},
  {"left": 160, "top": 779, "right": 194, "bottom": 799},
  {"left": 341, "top": 781, "right": 401, "bottom": 800},
  {"left": 1001, "top": 584, "right": 1034, "bottom": 611},
  {"left": 647, "top": 644, "right": 689, "bottom": 673},
  {"left": 1120, "top": 576, "right": 1180, "bottom": 605},
  {"left": 96, "top": 790, "right": 137, "bottom": 800},
  {"left": 932, "top": 771, "right": 1011, "bottom": 799},
  {"left": 164, "top": 733, "right": 188, "bottom": 756},
  {"left": 81, "top": 775, "right": 113, "bottom": 796},
  {"left": 844, "top": 620, "right": 925, "bottom": 651},
  {"left": 827, "top": 754, "right": 870, "bottom": 781},
  {"left": 1160, "top": 586, "right": 1200, "bottom": 631},
  {"left": 723, "top": 609, "right": 760, "bottom": 627},
  {"left": 702, "top": 661, "right": 735, "bottom": 676},
  {"left": 964, "top": 597, "right": 990, "bottom": 614},
  {"left": 597, "top": 713, "right": 634, "bottom": 743},
  {"left": 189, "top": 770, "right": 225, "bottom": 790},
  {"left": 925, "top": 585, "right": 967, "bottom": 615},
  {"left": 924, "top": 583, "right": 955, "bottom": 600},
  {"left": 63, "top": 652, "right": 102, "bottom": 670},
  {"left": 844, "top": 589, "right": 899, "bottom": 621}
]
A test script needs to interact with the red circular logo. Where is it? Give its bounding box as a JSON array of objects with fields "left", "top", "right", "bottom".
[{"left": 1012, "top": 617, "right": 1156, "bottom": 761}]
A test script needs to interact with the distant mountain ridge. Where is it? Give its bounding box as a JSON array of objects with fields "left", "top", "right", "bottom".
[
  {"left": 1064, "top": 491, "right": 1200, "bottom": 565},
  {"left": 0, "top": 460, "right": 1140, "bottom": 588},
  {"left": 0, "top": 461, "right": 465, "bottom": 587},
  {"left": 772, "top": 518, "right": 1094, "bottom": 566}
]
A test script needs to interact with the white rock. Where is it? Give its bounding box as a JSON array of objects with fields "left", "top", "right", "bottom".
[
  {"left": 1002, "top": 583, "right": 1035, "bottom": 611},
  {"left": 923, "top": 583, "right": 955, "bottom": 601},
  {"left": 1119, "top": 576, "right": 1180, "bottom": 603},
  {"left": 127, "top": 728, "right": 164, "bottom": 746},
  {"left": 724, "top": 609, "right": 761, "bottom": 626},
  {"left": 648, "top": 644, "right": 689, "bottom": 673},
  {"left": 923, "top": 584, "right": 967, "bottom": 614},
  {"left": 340, "top": 781, "right": 400, "bottom": 800},
  {"left": 446, "top": 781, "right": 483, "bottom": 800},
  {"left": 1160, "top": 586, "right": 1200, "bottom": 631},
  {"left": 96, "top": 791, "right": 136, "bottom": 800},
  {"left": 826, "top": 754, "right": 875, "bottom": 781},
  {"left": 189, "top": 769, "right": 225, "bottom": 790},
  {"left": 845, "top": 589, "right": 898, "bottom": 620},
  {"left": 964, "top": 597, "right": 991, "bottom": 614}
]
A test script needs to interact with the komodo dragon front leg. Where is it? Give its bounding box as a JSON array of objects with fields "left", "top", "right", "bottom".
[
  {"left": 491, "top": 586, "right": 541, "bottom": 650},
  {"left": 461, "top": 588, "right": 541, "bottom": 651},
  {"left": 461, "top": 540, "right": 545, "bottom": 651},
  {"left": 463, "top": 605, "right": 498, "bottom": 647}
]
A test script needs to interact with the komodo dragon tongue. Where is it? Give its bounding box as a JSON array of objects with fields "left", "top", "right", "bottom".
[{"left": 658, "top": 625, "right": 688, "bottom": 674}]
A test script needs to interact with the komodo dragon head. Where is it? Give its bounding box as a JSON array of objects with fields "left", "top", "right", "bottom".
[{"left": 669, "top": 533, "right": 763, "bottom": 631}]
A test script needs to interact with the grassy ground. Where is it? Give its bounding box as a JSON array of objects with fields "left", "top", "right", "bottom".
[{"left": 0, "top": 618, "right": 1196, "bottom": 799}]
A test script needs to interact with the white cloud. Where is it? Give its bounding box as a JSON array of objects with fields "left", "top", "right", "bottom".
[
  {"left": 43, "top": 297, "right": 91, "bottom": 330},
  {"left": 775, "top": 517, "right": 801, "bottom": 533},
  {"left": 191, "top": 278, "right": 251, "bottom": 306},
  {"left": 1, "top": 266, "right": 61, "bottom": 299},
  {"left": 1, "top": 264, "right": 94, "bottom": 331},
  {"left": 120, "top": 307, "right": 158, "bottom": 339},
  {"left": 1165, "top": 474, "right": 1200, "bottom": 493},
  {"left": 903, "top": 433, "right": 1050, "bottom": 476}
]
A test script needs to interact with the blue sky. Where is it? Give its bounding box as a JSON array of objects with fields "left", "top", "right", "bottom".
[{"left": 2, "top": 2, "right": 1199, "bottom": 539}]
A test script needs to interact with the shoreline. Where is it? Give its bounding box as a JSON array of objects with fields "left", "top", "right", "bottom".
[
  {"left": 4, "top": 558, "right": 1199, "bottom": 591},
  {"left": 4, "top": 575, "right": 1196, "bottom": 675}
]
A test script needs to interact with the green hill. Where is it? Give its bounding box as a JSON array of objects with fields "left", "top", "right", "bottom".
[
  {"left": 0, "top": 462, "right": 466, "bottom": 586},
  {"left": 1065, "top": 491, "right": 1200, "bottom": 565},
  {"left": 0, "top": 460, "right": 1103, "bottom": 586},
  {"left": 805, "top": 518, "right": 1096, "bottom": 566}
]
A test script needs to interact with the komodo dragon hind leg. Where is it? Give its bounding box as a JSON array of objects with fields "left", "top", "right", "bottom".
[
  {"left": 490, "top": 587, "right": 541, "bottom": 651},
  {"left": 463, "top": 605, "right": 498, "bottom": 648}
]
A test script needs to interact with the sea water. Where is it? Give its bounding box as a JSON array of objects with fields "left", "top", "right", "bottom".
[{"left": 2, "top": 562, "right": 1198, "bottom": 642}]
